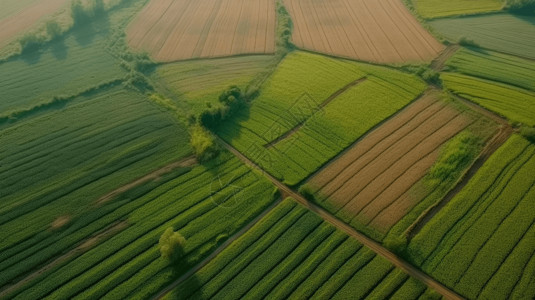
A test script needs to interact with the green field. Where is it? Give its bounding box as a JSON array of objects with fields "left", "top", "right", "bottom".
[
  {"left": 430, "top": 14, "right": 535, "bottom": 59},
  {"left": 442, "top": 72, "right": 535, "bottom": 126},
  {"left": 155, "top": 55, "right": 275, "bottom": 117},
  {"left": 407, "top": 135, "right": 535, "bottom": 299},
  {"left": 217, "top": 51, "right": 426, "bottom": 185},
  {"left": 165, "top": 199, "right": 437, "bottom": 300},
  {"left": 1, "top": 151, "right": 278, "bottom": 299},
  {"left": 445, "top": 47, "right": 535, "bottom": 91},
  {"left": 413, "top": 0, "right": 504, "bottom": 19}
]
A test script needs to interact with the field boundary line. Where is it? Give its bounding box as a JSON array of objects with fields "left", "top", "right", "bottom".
[
  {"left": 93, "top": 156, "right": 197, "bottom": 207},
  {"left": 0, "top": 221, "right": 128, "bottom": 298},
  {"left": 152, "top": 197, "right": 283, "bottom": 300},
  {"left": 299, "top": 87, "right": 434, "bottom": 185},
  {"left": 264, "top": 77, "right": 367, "bottom": 149},
  {"left": 215, "top": 136, "right": 463, "bottom": 300}
]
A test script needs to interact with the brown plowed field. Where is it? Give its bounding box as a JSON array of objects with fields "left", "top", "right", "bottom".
[
  {"left": 283, "top": 0, "right": 444, "bottom": 63},
  {"left": 0, "top": 0, "right": 69, "bottom": 48},
  {"left": 307, "top": 91, "right": 474, "bottom": 231},
  {"left": 126, "top": 0, "right": 276, "bottom": 62}
]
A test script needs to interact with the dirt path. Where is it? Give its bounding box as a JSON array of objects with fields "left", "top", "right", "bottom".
[
  {"left": 0, "top": 221, "right": 128, "bottom": 298},
  {"left": 406, "top": 96, "right": 513, "bottom": 238},
  {"left": 214, "top": 136, "right": 463, "bottom": 300},
  {"left": 152, "top": 198, "right": 283, "bottom": 300},
  {"left": 265, "top": 77, "right": 367, "bottom": 148},
  {"left": 94, "top": 156, "right": 197, "bottom": 206},
  {"left": 430, "top": 44, "right": 460, "bottom": 71}
]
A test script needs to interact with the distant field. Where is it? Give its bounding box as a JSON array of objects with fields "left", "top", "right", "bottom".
[
  {"left": 155, "top": 55, "right": 274, "bottom": 116},
  {"left": 442, "top": 72, "right": 535, "bottom": 126},
  {"left": 445, "top": 47, "right": 535, "bottom": 91},
  {"left": 408, "top": 135, "right": 535, "bottom": 300},
  {"left": 283, "top": 0, "right": 443, "bottom": 63},
  {"left": 127, "top": 0, "right": 276, "bottom": 62},
  {"left": 430, "top": 14, "right": 535, "bottom": 59},
  {"left": 1, "top": 151, "right": 277, "bottom": 299},
  {"left": 304, "top": 90, "right": 496, "bottom": 239},
  {"left": 217, "top": 51, "right": 426, "bottom": 185},
  {"left": 166, "top": 199, "right": 437, "bottom": 299},
  {"left": 0, "top": 20, "right": 125, "bottom": 117},
  {"left": 413, "top": 0, "right": 504, "bottom": 19},
  {"left": 0, "top": 0, "right": 70, "bottom": 48}
]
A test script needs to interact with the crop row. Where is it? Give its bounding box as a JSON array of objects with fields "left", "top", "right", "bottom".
[
  {"left": 0, "top": 24, "right": 124, "bottom": 115},
  {"left": 442, "top": 72, "right": 535, "bottom": 126},
  {"left": 429, "top": 14, "right": 535, "bottom": 60},
  {"left": 446, "top": 47, "right": 535, "bottom": 92},
  {"left": 217, "top": 52, "right": 426, "bottom": 185},
  {"left": 5, "top": 151, "right": 277, "bottom": 299},
  {"left": 407, "top": 135, "right": 535, "bottom": 299},
  {"left": 165, "top": 198, "right": 435, "bottom": 299}
]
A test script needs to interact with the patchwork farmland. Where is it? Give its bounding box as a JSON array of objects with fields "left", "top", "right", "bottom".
[
  {"left": 127, "top": 0, "right": 276, "bottom": 61},
  {"left": 304, "top": 89, "right": 498, "bottom": 238},
  {"left": 217, "top": 51, "right": 427, "bottom": 185},
  {"left": 283, "top": 0, "right": 444, "bottom": 63},
  {"left": 1, "top": 0, "right": 534, "bottom": 298}
]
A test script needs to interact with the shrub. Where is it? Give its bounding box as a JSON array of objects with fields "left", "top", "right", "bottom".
[
  {"left": 45, "top": 21, "right": 62, "bottom": 40},
  {"left": 520, "top": 126, "right": 535, "bottom": 143},
  {"left": 159, "top": 227, "right": 186, "bottom": 263},
  {"left": 190, "top": 125, "right": 219, "bottom": 162},
  {"left": 459, "top": 36, "right": 480, "bottom": 47},
  {"left": 383, "top": 235, "right": 408, "bottom": 255},
  {"left": 298, "top": 184, "right": 315, "bottom": 201},
  {"left": 19, "top": 33, "right": 45, "bottom": 54}
]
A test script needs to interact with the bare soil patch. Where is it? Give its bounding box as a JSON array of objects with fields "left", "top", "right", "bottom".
[
  {"left": 284, "top": 0, "right": 444, "bottom": 63},
  {"left": 127, "top": 0, "right": 276, "bottom": 62}
]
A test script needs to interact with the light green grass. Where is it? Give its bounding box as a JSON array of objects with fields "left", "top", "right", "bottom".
[
  {"left": 414, "top": 0, "right": 504, "bottom": 19},
  {"left": 155, "top": 55, "right": 275, "bottom": 116},
  {"left": 445, "top": 47, "right": 535, "bottom": 91},
  {"left": 164, "top": 198, "right": 431, "bottom": 299},
  {"left": 217, "top": 51, "right": 426, "bottom": 185},
  {"left": 442, "top": 72, "right": 535, "bottom": 126},
  {"left": 408, "top": 134, "right": 535, "bottom": 299},
  {"left": 430, "top": 13, "right": 535, "bottom": 59}
]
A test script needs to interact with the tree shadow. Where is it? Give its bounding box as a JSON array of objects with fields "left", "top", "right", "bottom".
[
  {"left": 72, "top": 13, "right": 111, "bottom": 47},
  {"left": 49, "top": 36, "right": 68, "bottom": 60},
  {"left": 21, "top": 48, "right": 43, "bottom": 65}
]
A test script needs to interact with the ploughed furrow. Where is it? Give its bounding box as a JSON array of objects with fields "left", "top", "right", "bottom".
[
  {"left": 309, "top": 91, "right": 439, "bottom": 192},
  {"left": 339, "top": 113, "right": 471, "bottom": 217},
  {"left": 327, "top": 104, "right": 460, "bottom": 212}
]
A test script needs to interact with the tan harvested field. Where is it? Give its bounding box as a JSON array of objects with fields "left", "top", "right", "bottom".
[
  {"left": 0, "top": 0, "right": 70, "bottom": 48},
  {"left": 127, "top": 0, "right": 276, "bottom": 62},
  {"left": 307, "top": 91, "right": 474, "bottom": 232},
  {"left": 284, "top": 0, "right": 444, "bottom": 63}
]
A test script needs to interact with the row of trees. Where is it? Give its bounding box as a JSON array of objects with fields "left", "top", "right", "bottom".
[{"left": 507, "top": 0, "right": 535, "bottom": 13}]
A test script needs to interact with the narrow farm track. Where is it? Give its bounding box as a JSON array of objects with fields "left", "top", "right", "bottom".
[
  {"left": 214, "top": 137, "right": 463, "bottom": 300},
  {"left": 0, "top": 221, "right": 128, "bottom": 298},
  {"left": 430, "top": 44, "right": 460, "bottom": 72},
  {"left": 152, "top": 197, "right": 283, "bottom": 300},
  {"left": 264, "top": 77, "right": 367, "bottom": 148},
  {"left": 94, "top": 156, "right": 197, "bottom": 206}
]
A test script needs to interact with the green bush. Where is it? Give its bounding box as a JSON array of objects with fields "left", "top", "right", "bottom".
[
  {"left": 521, "top": 127, "right": 535, "bottom": 143},
  {"left": 159, "top": 228, "right": 186, "bottom": 263},
  {"left": 190, "top": 125, "right": 219, "bottom": 162},
  {"left": 459, "top": 36, "right": 480, "bottom": 47},
  {"left": 19, "top": 33, "right": 45, "bottom": 53}
]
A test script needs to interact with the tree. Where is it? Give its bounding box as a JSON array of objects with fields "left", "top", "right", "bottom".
[
  {"left": 45, "top": 21, "right": 62, "bottom": 40},
  {"left": 159, "top": 227, "right": 186, "bottom": 262},
  {"left": 507, "top": 0, "right": 535, "bottom": 14},
  {"left": 190, "top": 125, "right": 219, "bottom": 162}
]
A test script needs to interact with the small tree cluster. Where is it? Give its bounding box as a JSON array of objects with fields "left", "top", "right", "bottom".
[
  {"left": 200, "top": 85, "right": 247, "bottom": 128},
  {"left": 159, "top": 227, "right": 186, "bottom": 263},
  {"left": 190, "top": 125, "right": 219, "bottom": 162},
  {"left": 71, "top": 0, "right": 106, "bottom": 25},
  {"left": 19, "top": 34, "right": 46, "bottom": 54}
]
